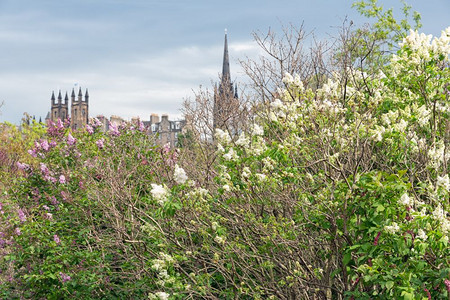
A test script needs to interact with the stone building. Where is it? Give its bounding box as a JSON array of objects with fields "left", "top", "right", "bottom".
[
  {"left": 49, "top": 91, "right": 69, "bottom": 122},
  {"left": 70, "top": 88, "right": 89, "bottom": 130},
  {"left": 145, "top": 114, "right": 184, "bottom": 148},
  {"left": 47, "top": 87, "right": 89, "bottom": 130}
]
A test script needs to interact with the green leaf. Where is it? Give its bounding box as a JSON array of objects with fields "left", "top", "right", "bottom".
[{"left": 385, "top": 281, "right": 394, "bottom": 290}]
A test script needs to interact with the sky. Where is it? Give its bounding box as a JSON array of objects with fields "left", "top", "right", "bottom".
[{"left": 0, "top": 0, "right": 448, "bottom": 124}]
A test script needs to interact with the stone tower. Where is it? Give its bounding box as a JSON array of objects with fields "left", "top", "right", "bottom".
[
  {"left": 70, "top": 87, "right": 89, "bottom": 130},
  {"left": 213, "top": 30, "right": 239, "bottom": 131},
  {"left": 50, "top": 90, "right": 69, "bottom": 122}
]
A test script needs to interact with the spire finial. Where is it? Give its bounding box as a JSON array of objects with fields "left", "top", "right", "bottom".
[{"left": 222, "top": 30, "right": 230, "bottom": 83}]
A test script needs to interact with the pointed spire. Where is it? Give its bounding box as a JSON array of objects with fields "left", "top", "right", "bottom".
[
  {"left": 78, "top": 87, "right": 82, "bottom": 101},
  {"left": 64, "top": 91, "right": 68, "bottom": 103},
  {"left": 57, "top": 90, "right": 62, "bottom": 103},
  {"left": 85, "top": 88, "right": 89, "bottom": 102},
  {"left": 71, "top": 88, "right": 75, "bottom": 98},
  {"left": 51, "top": 91, "right": 55, "bottom": 102},
  {"left": 222, "top": 29, "right": 231, "bottom": 84},
  {"left": 39, "top": 116, "right": 42, "bottom": 123},
  {"left": 234, "top": 83, "right": 238, "bottom": 98}
]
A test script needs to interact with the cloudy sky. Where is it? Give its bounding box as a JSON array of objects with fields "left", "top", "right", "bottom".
[{"left": 0, "top": 0, "right": 448, "bottom": 124}]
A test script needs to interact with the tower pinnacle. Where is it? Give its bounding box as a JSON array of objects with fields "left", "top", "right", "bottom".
[{"left": 222, "top": 30, "right": 230, "bottom": 83}]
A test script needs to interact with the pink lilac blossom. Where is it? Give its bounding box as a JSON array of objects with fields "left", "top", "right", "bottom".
[
  {"left": 445, "top": 279, "right": 450, "bottom": 293},
  {"left": 53, "top": 234, "right": 61, "bottom": 244},
  {"left": 60, "top": 272, "right": 71, "bottom": 283},
  {"left": 50, "top": 196, "right": 59, "bottom": 206},
  {"left": 59, "top": 175, "right": 66, "bottom": 184},
  {"left": 67, "top": 133, "right": 76, "bottom": 145},
  {"left": 18, "top": 209, "right": 26, "bottom": 222},
  {"left": 16, "top": 162, "right": 30, "bottom": 170},
  {"left": 28, "top": 149, "right": 37, "bottom": 157},
  {"left": 41, "top": 140, "right": 50, "bottom": 151},
  {"left": 96, "top": 139, "right": 105, "bottom": 149},
  {"left": 85, "top": 124, "right": 94, "bottom": 134},
  {"left": 138, "top": 121, "right": 145, "bottom": 132},
  {"left": 40, "top": 163, "right": 50, "bottom": 176},
  {"left": 109, "top": 122, "right": 120, "bottom": 136},
  {"left": 15, "top": 228, "right": 21, "bottom": 236},
  {"left": 92, "top": 117, "right": 103, "bottom": 128},
  {"left": 45, "top": 175, "right": 57, "bottom": 183}
]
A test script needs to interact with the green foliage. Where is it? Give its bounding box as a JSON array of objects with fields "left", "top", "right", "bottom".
[{"left": 0, "top": 2, "right": 448, "bottom": 299}]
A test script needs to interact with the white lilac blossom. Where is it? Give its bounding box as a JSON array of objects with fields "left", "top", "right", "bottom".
[
  {"left": 428, "top": 140, "right": 446, "bottom": 168},
  {"left": 432, "top": 205, "right": 450, "bottom": 234},
  {"left": 270, "top": 99, "right": 284, "bottom": 110},
  {"left": 214, "top": 128, "right": 231, "bottom": 144},
  {"left": 173, "top": 164, "right": 188, "bottom": 184},
  {"left": 384, "top": 222, "right": 400, "bottom": 234},
  {"left": 216, "top": 143, "right": 225, "bottom": 153},
  {"left": 223, "top": 148, "right": 238, "bottom": 161},
  {"left": 252, "top": 124, "right": 264, "bottom": 136},
  {"left": 255, "top": 173, "right": 266, "bottom": 182},
  {"left": 242, "top": 167, "right": 251, "bottom": 178},
  {"left": 417, "top": 229, "right": 428, "bottom": 241},
  {"left": 223, "top": 184, "right": 230, "bottom": 192},
  {"left": 214, "top": 235, "right": 225, "bottom": 244},
  {"left": 149, "top": 292, "right": 170, "bottom": 300},
  {"left": 235, "top": 133, "right": 249, "bottom": 147},
  {"left": 399, "top": 193, "right": 412, "bottom": 206},
  {"left": 436, "top": 174, "right": 450, "bottom": 192},
  {"left": 393, "top": 119, "right": 408, "bottom": 132},
  {"left": 151, "top": 184, "right": 168, "bottom": 205}
]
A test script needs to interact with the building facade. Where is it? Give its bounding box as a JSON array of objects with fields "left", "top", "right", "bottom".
[
  {"left": 48, "top": 87, "right": 89, "bottom": 130},
  {"left": 145, "top": 114, "right": 184, "bottom": 148}
]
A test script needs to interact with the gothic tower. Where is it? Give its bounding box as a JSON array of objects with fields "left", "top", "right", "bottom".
[
  {"left": 70, "top": 87, "right": 89, "bottom": 129},
  {"left": 213, "top": 30, "right": 239, "bottom": 131},
  {"left": 50, "top": 90, "right": 69, "bottom": 122}
]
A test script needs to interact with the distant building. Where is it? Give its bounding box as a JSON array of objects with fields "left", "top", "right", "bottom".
[
  {"left": 145, "top": 114, "right": 185, "bottom": 148},
  {"left": 213, "top": 31, "right": 239, "bottom": 131},
  {"left": 46, "top": 87, "right": 89, "bottom": 130}
]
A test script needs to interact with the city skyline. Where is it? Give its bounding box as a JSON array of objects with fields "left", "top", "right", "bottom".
[{"left": 0, "top": 0, "right": 448, "bottom": 124}]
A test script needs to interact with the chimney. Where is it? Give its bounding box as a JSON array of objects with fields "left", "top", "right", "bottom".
[{"left": 150, "top": 113, "right": 159, "bottom": 124}]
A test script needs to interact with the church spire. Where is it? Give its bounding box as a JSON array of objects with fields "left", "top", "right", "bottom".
[
  {"left": 222, "top": 29, "right": 230, "bottom": 84},
  {"left": 57, "top": 90, "right": 62, "bottom": 103}
]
